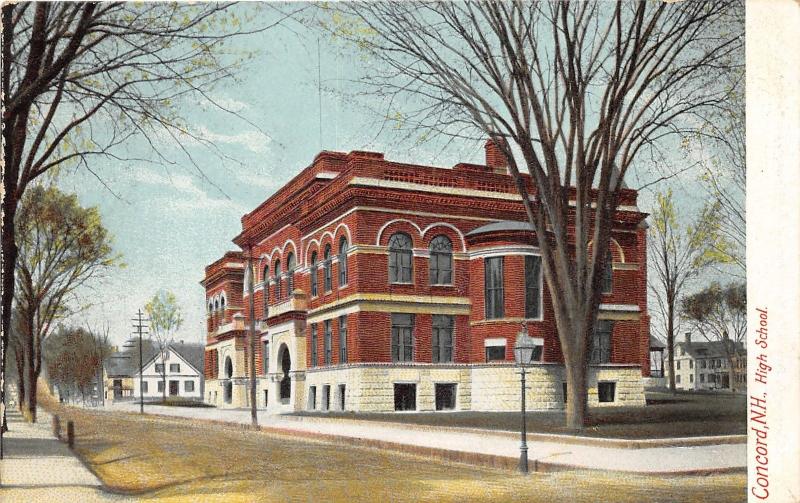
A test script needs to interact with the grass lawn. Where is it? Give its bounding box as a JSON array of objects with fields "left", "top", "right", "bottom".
[
  {"left": 294, "top": 390, "right": 746, "bottom": 439},
  {"left": 46, "top": 400, "right": 746, "bottom": 502}
]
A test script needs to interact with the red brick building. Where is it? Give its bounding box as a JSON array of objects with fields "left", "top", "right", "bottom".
[{"left": 202, "top": 141, "right": 651, "bottom": 412}]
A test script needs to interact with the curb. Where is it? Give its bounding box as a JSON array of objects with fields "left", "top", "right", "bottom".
[
  {"left": 280, "top": 413, "right": 747, "bottom": 449},
  {"left": 126, "top": 410, "right": 747, "bottom": 476}
]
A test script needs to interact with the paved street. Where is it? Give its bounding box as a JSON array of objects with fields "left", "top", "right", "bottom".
[{"left": 100, "top": 401, "right": 745, "bottom": 474}]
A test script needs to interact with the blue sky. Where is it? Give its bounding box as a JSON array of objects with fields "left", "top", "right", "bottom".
[{"left": 55, "top": 5, "right": 722, "bottom": 346}]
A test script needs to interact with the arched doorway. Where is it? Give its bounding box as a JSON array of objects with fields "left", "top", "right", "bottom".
[
  {"left": 223, "top": 356, "right": 233, "bottom": 404},
  {"left": 278, "top": 344, "right": 291, "bottom": 403}
]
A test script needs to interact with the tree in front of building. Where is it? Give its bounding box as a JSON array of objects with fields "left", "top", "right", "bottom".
[
  {"left": 144, "top": 290, "right": 184, "bottom": 402},
  {"left": 681, "top": 282, "right": 746, "bottom": 392},
  {"left": 0, "top": 1, "right": 289, "bottom": 439},
  {"left": 13, "top": 185, "right": 121, "bottom": 421},
  {"left": 648, "top": 189, "right": 735, "bottom": 393},
  {"left": 328, "top": 1, "right": 742, "bottom": 428}
]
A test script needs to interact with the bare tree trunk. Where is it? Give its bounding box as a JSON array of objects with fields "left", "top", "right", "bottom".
[
  {"left": 26, "top": 355, "right": 38, "bottom": 422},
  {"left": 666, "top": 302, "right": 676, "bottom": 394},
  {"left": 14, "top": 349, "right": 25, "bottom": 413}
]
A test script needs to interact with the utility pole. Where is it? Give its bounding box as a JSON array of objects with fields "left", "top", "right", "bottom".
[
  {"left": 247, "top": 247, "right": 258, "bottom": 428},
  {"left": 132, "top": 310, "right": 149, "bottom": 414}
]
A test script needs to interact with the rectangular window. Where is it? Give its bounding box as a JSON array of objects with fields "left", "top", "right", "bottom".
[
  {"left": 676, "top": 374, "right": 681, "bottom": 384},
  {"left": 677, "top": 361, "right": 681, "bottom": 370},
  {"left": 524, "top": 256, "right": 542, "bottom": 319},
  {"left": 391, "top": 313, "right": 414, "bottom": 362},
  {"left": 322, "top": 384, "right": 331, "bottom": 411},
  {"left": 262, "top": 340, "right": 269, "bottom": 374},
  {"left": 394, "top": 383, "right": 416, "bottom": 411},
  {"left": 170, "top": 363, "right": 180, "bottom": 373},
  {"left": 338, "top": 316, "right": 348, "bottom": 364},
  {"left": 484, "top": 257, "right": 504, "bottom": 319},
  {"left": 590, "top": 320, "right": 613, "bottom": 364},
  {"left": 690, "top": 360, "right": 694, "bottom": 369},
  {"left": 324, "top": 320, "right": 332, "bottom": 365},
  {"left": 339, "top": 253, "right": 348, "bottom": 286},
  {"left": 338, "top": 384, "right": 346, "bottom": 411},
  {"left": 690, "top": 374, "right": 694, "bottom": 383},
  {"left": 310, "top": 264, "right": 318, "bottom": 296},
  {"left": 485, "top": 345, "right": 506, "bottom": 362},
  {"left": 155, "top": 364, "right": 164, "bottom": 374},
  {"left": 185, "top": 380, "right": 195, "bottom": 392},
  {"left": 700, "top": 374, "right": 705, "bottom": 383},
  {"left": 324, "top": 260, "right": 332, "bottom": 292},
  {"left": 435, "top": 383, "right": 457, "bottom": 411},
  {"left": 142, "top": 381, "right": 149, "bottom": 393},
  {"left": 308, "top": 386, "right": 316, "bottom": 410},
  {"left": 601, "top": 250, "right": 613, "bottom": 294},
  {"left": 432, "top": 315, "right": 454, "bottom": 363},
  {"left": 701, "top": 359, "right": 706, "bottom": 369},
  {"left": 157, "top": 380, "right": 164, "bottom": 392},
  {"left": 598, "top": 382, "right": 616, "bottom": 402},
  {"left": 562, "top": 382, "right": 568, "bottom": 403},
  {"left": 310, "top": 323, "right": 318, "bottom": 367}
]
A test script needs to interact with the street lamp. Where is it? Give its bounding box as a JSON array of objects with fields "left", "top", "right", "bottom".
[{"left": 513, "top": 329, "right": 536, "bottom": 474}]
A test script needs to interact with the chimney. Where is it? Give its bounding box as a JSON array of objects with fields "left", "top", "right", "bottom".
[
  {"left": 685, "top": 332, "right": 692, "bottom": 345},
  {"left": 484, "top": 138, "right": 509, "bottom": 175}
]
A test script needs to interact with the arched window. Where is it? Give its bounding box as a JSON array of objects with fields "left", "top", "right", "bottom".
[
  {"left": 388, "top": 232, "right": 413, "bottom": 283},
  {"left": 338, "top": 237, "right": 348, "bottom": 286},
  {"left": 208, "top": 300, "right": 213, "bottom": 314},
  {"left": 310, "top": 251, "right": 318, "bottom": 297},
  {"left": 428, "top": 235, "right": 452, "bottom": 285},
  {"left": 323, "top": 244, "right": 332, "bottom": 292},
  {"left": 286, "top": 252, "right": 296, "bottom": 296},
  {"left": 220, "top": 295, "right": 226, "bottom": 311},
  {"left": 262, "top": 265, "right": 269, "bottom": 316},
  {"left": 274, "top": 260, "right": 282, "bottom": 300}
]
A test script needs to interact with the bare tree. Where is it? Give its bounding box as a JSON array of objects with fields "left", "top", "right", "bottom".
[
  {"left": 13, "top": 185, "right": 121, "bottom": 421},
  {"left": 44, "top": 325, "right": 111, "bottom": 406},
  {"left": 329, "top": 1, "right": 742, "bottom": 428},
  {"left": 0, "top": 1, "right": 298, "bottom": 443},
  {"left": 682, "top": 282, "right": 746, "bottom": 392},
  {"left": 144, "top": 290, "right": 184, "bottom": 402},
  {"left": 648, "top": 189, "right": 733, "bottom": 393}
]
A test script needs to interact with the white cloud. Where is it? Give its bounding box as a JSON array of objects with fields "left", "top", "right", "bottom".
[
  {"left": 127, "top": 169, "right": 249, "bottom": 214},
  {"left": 194, "top": 126, "right": 271, "bottom": 155}
]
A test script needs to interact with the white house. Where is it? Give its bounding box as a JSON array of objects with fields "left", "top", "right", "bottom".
[{"left": 132, "top": 342, "right": 205, "bottom": 401}]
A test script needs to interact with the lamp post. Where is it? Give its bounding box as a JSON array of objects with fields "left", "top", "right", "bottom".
[{"left": 513, "top": 329, "right": 536, "bottom": 474}]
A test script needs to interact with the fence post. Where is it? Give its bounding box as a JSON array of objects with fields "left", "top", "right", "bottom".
[
  {"left": 52, "top": 414, "right": 61, "bottom": 440},
  {"left": 67, "top": 420, "right": 74, "bottom": 449}
]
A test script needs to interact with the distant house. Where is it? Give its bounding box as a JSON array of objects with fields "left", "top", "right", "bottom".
[
  {"left": 134, "top": 342, "right": 205, "bottom": 400},
  {"left": 104, "top": 341, "right": 205, "bottom": 402},
  {"left": 665, "top": 333, "right": 746, "bottom": 392}
]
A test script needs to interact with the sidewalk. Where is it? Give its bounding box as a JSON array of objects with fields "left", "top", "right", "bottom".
[
  {"left": 0, "top": 408, "right": 121, "bottom": 502},
  {"left": 102, "top": 402, "right": 746, "bottom": 475}
]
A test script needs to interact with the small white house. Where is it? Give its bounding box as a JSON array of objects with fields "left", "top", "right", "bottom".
[{"left": 132, "top": 343, "right": 204, "bottom": 401}]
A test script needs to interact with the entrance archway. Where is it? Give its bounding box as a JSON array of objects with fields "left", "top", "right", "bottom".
[
  {"left": 224, "top": 356, "right": 233, "bottom": 404},
  {"left": 278, "top": 344, "right": 291, "bottom": 403}
]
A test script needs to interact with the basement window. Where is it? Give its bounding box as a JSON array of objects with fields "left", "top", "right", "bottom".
[
  {"left": 435, "top": 383, "right": 456, "bottom": 411},
  {"left": 394, "top": 383, "right": 416, "bottom": 411},
  {"left": 598, "top": 382, "right": 616, "bottom": 403}
]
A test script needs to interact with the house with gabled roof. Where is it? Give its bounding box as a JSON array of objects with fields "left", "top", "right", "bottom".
[{"left": 666, "top": 333, "right": 746, "bottom": 392}]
